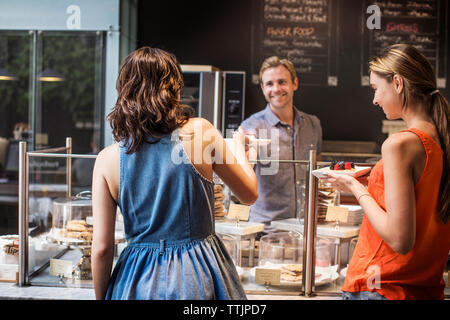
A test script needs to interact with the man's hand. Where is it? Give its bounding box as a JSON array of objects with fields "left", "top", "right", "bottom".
[{"left": 237, "top": 126, "right": 257, "bottom": 166}]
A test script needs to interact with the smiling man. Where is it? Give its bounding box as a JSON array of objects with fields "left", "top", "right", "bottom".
[{"left": 240, "top": 56, "right": 322, "bottom": 235}]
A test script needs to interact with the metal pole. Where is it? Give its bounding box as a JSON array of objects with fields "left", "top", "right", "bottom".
[
  {"left": 66, "top": 137, "right": 72, "bottom": 198},
  {"left": 303, "top": 149, "right": 318, "bottom": 296},
  {"left": 18, "top": 141, "right": 29, "bottom": 286},
  {"left": 214, "top": 71, "right": 221, "bottom": 132},
  {"left": 28, "top": 153, "right": 97, "bottom": 159},
  {"left": 29, "top": 30, "right": 37, "bottom": 151}
]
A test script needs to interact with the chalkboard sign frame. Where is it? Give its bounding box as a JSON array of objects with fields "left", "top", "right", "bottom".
[
  {"left": 360, "top": 0, "right": 448, "bottom": 88},
  {"left": 252, "top": 0, "right": 340, "bottom": 87}
]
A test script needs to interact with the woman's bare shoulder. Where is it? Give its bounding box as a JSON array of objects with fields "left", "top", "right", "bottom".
[
  {"left": 383, "top": 131, "right": 421, "bottom": 149},
  {"left": 382, "top": 131, "right": 424, "bottom": 162},
  {"left": 179, "top": 118, "right": 217, "bottom": 141},
  {"left": 95, "top": 143, "right": 120, "bottom": 171},
  {"left": 98, "top": 143, "right": 119, "bottom": 158},
  {"left": 181, "top": 117, "right": 214, "bottom": 131}
]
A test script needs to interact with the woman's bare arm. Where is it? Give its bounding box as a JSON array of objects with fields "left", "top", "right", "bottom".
[
  {"left": 210, "top": 123, "right": 258, "bottom": 205},
  {"left": 91, "top": 144, "right": 119, "bottom": 299}
]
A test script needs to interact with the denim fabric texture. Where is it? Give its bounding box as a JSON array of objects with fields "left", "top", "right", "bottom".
[
  {"left": 342, "top": 291, "right": 388, "bottom": 300},
  {"left": 240, "top": 104, "right": 322, "bottom": 233},
  {"left": 105, "top": 134, "right": 246, "bottom": 300}
]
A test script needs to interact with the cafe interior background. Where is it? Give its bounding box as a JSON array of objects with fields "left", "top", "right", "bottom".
[{"left": 0, "top": 0, "right": 449, "bottom": 297}]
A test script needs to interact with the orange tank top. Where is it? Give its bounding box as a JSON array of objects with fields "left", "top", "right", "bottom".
[{"left": 342, "top": 128, "right": 450, "bottom": 300}]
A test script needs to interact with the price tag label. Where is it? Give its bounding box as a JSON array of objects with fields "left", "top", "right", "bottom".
[
  {"left": 325, "top": 206, "right": 349, "bottom": 223},
  {"left": 50, "top": 259, "right": 73, "bottom": 278},
  {"left": 255, "top": 268, "right": 281, "bottom": 285},
  {"left": 0, "top": 264, "right": 18, "bottom": 282},
  {"left": 227, "top": 204, "right": 250, "bottom": 221}
]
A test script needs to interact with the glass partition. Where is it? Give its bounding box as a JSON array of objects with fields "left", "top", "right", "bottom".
[
  {"left": 219, "top": 157, "right": 362, "bottom": 297},
  {"left": 27, "top": 144, "right": 72, "bottom": 286},
  {"left": 0, "top": 31, "right": 32, "bottom": 240},
  {"left": 19, "top": 139, "right": 125, "bottom": 288},
  {"left": 0, "top": 31, "right": 31, "bottom": 136},
  {"left": 214, "top": 155, "right": 321, "bottom": 296},
  {"left": 35, "top": 31, "right": 105, "bottom": 155},
  {"left": 0, "top": 31, "right": 105, "bottom": 237},
  {"left": 0, "top": 31, "right": 32, "bottom": 172},
  {"left": 0, "top": 30, "right": 105, "bottom": 160}
]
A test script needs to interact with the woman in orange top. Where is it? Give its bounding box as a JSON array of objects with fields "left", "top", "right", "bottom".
[{"left": 324, "top": 44, "right": 450, "bottom": 300}]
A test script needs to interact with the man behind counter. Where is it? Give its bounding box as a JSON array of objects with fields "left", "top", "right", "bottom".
[{"left": 240, "top": 56, "right": 322, "bottom": 235}]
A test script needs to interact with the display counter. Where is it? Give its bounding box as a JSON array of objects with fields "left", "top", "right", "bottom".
[{"left": 6, "top": 138, "right": 448, "bottom": 300}]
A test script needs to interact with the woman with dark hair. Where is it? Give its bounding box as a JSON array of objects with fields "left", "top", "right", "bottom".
[
  {"left": 323, "top": 44, "right": 450, "bottom": 300},
  {"left": 91, "top": 47, "right": 257, "bottom": 300}
]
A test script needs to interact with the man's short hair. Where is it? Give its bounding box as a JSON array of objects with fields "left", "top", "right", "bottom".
[{"left": 259, "top": 56, "right": 297, "bottom": 83}]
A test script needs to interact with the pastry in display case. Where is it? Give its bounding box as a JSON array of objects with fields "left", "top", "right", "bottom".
[
  {"left": 16, "top": 139, "right": 128, "bottom": 288},
  {"left": 49, "top": 191, "right": 93, "bottom": 245},
  {"left": 317, "top": 180, "right": 340, "bottom": 223},
  {"left": 25, "top": 191, "right": 125, "bottom": 286},
  {"left": 253, "top": 232, "right": 338, "bottom": 287},
  {"left": 44, "top": 191, "right": 94, "bottom": 282},
  {"left": 0, "top": 234, "right": 62, "bottom": 282},
  {"left": 0, "top": 235, "right": 20, "bottom": 282},
  {"left": 213, "top": 175, "right": 231, "bottom": 219},
  {"left": 258, "top": 231, "right": 303, "bottom": 268},
  {"left": 214, "top": 184, "right": 227, "bottom": 218}
]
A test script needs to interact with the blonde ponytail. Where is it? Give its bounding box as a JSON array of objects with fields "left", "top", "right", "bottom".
[{"left": 430, "top": 92, "right": 450, "bottom": 223}]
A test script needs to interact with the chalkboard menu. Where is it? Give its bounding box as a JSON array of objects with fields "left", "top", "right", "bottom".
[
  {"left": 253, "top": 0, "right": 339, "bottom": 86},
  {"left": 361, "top": 0, "right": 448, "bottom": 88}
]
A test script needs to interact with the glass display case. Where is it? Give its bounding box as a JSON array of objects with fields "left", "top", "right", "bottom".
[
  {"left": 212, "top": 154, "right": 365, "bottom": 297},
  {"left": 212, "top": 151, "right": 345, "bottom": 297},
  {"left": 16, "top": 138, "right": 124, "bottom": 288},
  {"left": 15, "top": 139, "right": 365, "bottom": 297}
]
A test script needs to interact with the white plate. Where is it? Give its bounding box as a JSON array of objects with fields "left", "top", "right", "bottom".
[
  {"left": 250, "top": 263, "right": 339, "bottom": 287},
  {"left": 312, "top": 166, "right": 371, "bottom": 179},
  {"left": 46, "top": 233, "right": 88, "bottom": 245}
]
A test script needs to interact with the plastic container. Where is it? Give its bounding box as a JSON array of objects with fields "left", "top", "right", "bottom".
[
  {"left": 51, "top": 192, "right": 92, "bottom": 231},
  {"left": 217, "top": 233, "right": 239, "bottom": 266},
  {"left": 315, "top": 237, "right": 333, "bottom": 267},
  {"left": 259, "top": 231, "right": 303, "bottom": 266},
  {"left": 259, "top": 232, "right": 333, "bottom": 267}
]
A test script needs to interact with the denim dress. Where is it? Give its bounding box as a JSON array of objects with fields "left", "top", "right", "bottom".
[{"left": 105, "top": 133, "right": 246, "bottom": 300}]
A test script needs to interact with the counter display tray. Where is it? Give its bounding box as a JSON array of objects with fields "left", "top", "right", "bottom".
[
  {"left": 46, "top": 233, "right": 88, "bottom": 246},
  {"left": 47, "top": 230, "right": 125, "bottom": 245},
  {"left": 250, "top": 263, "right": 338, "bottom": 287}
]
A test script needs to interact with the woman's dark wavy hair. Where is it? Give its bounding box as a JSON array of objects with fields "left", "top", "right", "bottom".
[
  {"left": 107, "top": 46, "right": 191, "bottom": 154},
  {"left": 370, "top": 44, "right": 450, "bottom": 224}
]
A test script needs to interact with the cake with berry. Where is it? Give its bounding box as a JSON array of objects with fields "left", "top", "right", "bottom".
[
  {"left": 329, "top": 161, "right": 355, "bottom": 171},
  {"left": 312, "top": 161, "right": 371, "bottom": 178}
]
